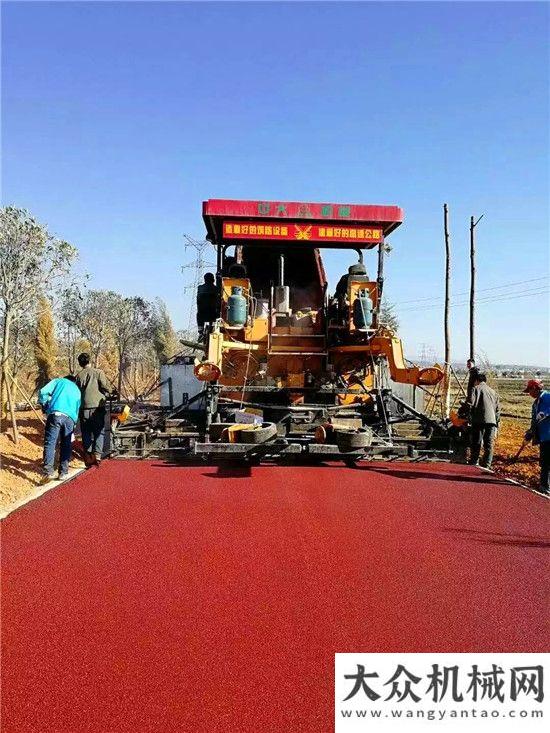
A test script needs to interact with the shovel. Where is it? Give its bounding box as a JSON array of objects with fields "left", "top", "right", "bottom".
[{"left": 506, "top": 438, "right": 529, "bottom": 464}]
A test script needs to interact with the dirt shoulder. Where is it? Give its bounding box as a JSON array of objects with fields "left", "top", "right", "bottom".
[
  {"left": 492, "top": 418, "right": 540, "bottom": 490},
  {"left": 1, "top": 411, "right": 84, "bottom": 513}
]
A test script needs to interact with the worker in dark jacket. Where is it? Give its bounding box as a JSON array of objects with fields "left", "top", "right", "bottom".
[
  {"left": 523, "top": 379, "right": 550, "bottom": 495},
  {"left": 468, "top": 373, "right": 500, "bottom": 469},
  {"left": 75, "top": 353, "right": 115, "bottom": 467},
  {"left": 334, "top": 261, "right": 368, "bottom": 324},
  {"left": 466, "top": 358, "right": 480, "bottom": 400},
  {"left": 196, "top": 273, "right": 218, "bottom": 337}
]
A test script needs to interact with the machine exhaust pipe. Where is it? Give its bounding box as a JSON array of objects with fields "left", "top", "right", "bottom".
[
  {"left": 278, "top": 254, "right": 285, "bottom": 286},
  {"left": 274, "top": 254, "right": 290, "bottom": 314}
]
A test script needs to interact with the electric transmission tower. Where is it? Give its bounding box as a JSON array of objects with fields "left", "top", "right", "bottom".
[
  {"left": 419, "top": 343, "right": 429, "bottom": 366},
  {"left": 418, "top": 342, "right": 438, "bottom": 366},
  {"left": 181, "top": 234, "right": 215, "bottom": 334}
]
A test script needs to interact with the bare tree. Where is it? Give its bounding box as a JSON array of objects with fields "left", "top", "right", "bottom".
[
  {"left": 58, "top": 284, "right": 86, "bottom": 374},
  {"left": 126, "top": 339, "right": 158, "bottom": 400},
  {"left": 477, "top": 350, "right": 495, "bottom": 380},
  {"left": 10, "top": 312, "right": 35, "bottom": 382},
  {"left": 151, "top": 298, "right": 179, "bottom": 364},
  {"left": 0, "top": 207, "right": 76, "bottom": 422},
  {"left": 176, "top": 328, "right": 202, "bottom": 357},
  {"left": 379, "top": 300, "right": 400, "bottom": 332},
  {"left": 108, "top": 295, "right": 153, "bottom": 395},
  {"left": 79, "top": 290, "right": 119, "bottom": 366}
]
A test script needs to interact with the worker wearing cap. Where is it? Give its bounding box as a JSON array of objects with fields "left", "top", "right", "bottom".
[
  {"left": 468, "top": 372, "right": 500, "bottom": 469},
  {"left": 523, "top": 379, "right": 550, "bottom": 495}
]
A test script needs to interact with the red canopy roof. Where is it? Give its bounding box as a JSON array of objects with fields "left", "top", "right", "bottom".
[{"left": 203, "top": 199, "right": 403, "bottom": 248}]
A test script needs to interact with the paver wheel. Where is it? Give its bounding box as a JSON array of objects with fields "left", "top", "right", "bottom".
[
  {"left": 239, "top": 422, "right": 278, "bottom": 444},
  {"left": 335, "top": 427, "right": 373, "bottom": 452}
]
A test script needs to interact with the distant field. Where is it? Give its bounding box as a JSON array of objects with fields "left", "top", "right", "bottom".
[
  {"left": 492, "top": 378, "right": 534, "bottom": 419},
  {"left": 447, "top": 376, "right": 534, "bottom": 420}
]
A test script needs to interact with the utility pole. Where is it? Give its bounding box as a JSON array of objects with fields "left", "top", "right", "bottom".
[
  {"left": 181, "top": 235, "right": 215, "bottom": 335},
  {"left": 469, "top": 214, "right": 484, "bottom": 362},
  {"left": 443, "top": 203, "right": 451, "bottom": 418}
]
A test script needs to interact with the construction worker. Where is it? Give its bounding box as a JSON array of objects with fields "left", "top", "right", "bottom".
[
  {"left": 466, "top": 358, "right": 480, "bottom": 400},
  {"left": 468, "top": 373, "right": 500, "bottom": 469},
  {"left": 335, "top": 261, "right": 368, "bottom": 300},
  {"left": 196, "top": 272, "right": 218, "bottom": 337},
  {"left": 334, "top": 261, "right": 368, "bottom": 324},
  {"left": 228, "top": 262, "right": 247, "bottom": 278},
  {"left": 38, "top": 375, "right": 81, "bottom": 481},
  {"left": 75, "top": 353, "right": 115, "bottom": 467},
  {"left": 523, "top": 379, "right": 550, "bottom": 495}
]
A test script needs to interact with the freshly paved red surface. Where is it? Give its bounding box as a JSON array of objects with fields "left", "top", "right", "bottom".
[{"left": 2, "top": 460, "right": 549, "bottom": 733}]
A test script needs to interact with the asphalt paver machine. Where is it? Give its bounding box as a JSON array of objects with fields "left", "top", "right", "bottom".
[{"left": 114, "top": 199, "right": 453, "bottom": 462}]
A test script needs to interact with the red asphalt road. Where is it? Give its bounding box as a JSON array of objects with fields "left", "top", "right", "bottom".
[{"left": 2, "top": 460, "right": 549, "bottom": 733}]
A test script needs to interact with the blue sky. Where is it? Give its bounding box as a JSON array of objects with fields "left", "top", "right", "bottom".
[{"left": 2, "top": 1, "right": 548, "bottom": 365}]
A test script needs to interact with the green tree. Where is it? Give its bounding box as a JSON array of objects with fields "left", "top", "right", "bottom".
[{"left": 34, "top": 296, "right": 58, "bottom": 389}]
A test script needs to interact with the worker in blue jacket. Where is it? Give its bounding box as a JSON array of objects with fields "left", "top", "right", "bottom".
[
  {"left": 523, "top": 379, "right": 550, "bottom": 496},
  {"left": 38, "top": 375, "right": 81, "bottom": 481}
]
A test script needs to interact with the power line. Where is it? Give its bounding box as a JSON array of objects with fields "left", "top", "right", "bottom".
[
  {"left": 394, "top": 276, "right": 548, "bottom": 306},
  {"left": 401, "top": 287, "right": 548, "bottom": 312},
  {"left": 400, "top": 287, "right": 549, "bottom": 313}
]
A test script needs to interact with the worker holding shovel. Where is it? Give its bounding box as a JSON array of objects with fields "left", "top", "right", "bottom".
[{"left": 523, "top": 379, "right": 550, "bottom": 496}]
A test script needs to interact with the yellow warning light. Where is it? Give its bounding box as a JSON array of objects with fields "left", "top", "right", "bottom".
[{"left": 194, "top": 362, "right": 221, "bottom": 382}]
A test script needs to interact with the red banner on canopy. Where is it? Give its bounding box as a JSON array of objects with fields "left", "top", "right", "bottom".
[{"left": 222, "top": 221, "right": 383, "bottom": 244}]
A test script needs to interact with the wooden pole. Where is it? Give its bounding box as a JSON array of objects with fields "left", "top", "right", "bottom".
[
  {"left": 469, "top": 214, "right": 484, "bottom": 362},
  {"left": 7, "top": 369, "right": 45, "bottom": 424},
  {"left": 470, "top": 216, "right": 476, "bottom": 362},
  {"left": 443, "top": 204, "right": 451, "bottom": 418},
  {"left": 4, "top": 370, "right": 19, "bottom": 444}
]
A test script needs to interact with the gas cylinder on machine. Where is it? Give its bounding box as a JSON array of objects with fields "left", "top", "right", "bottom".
[
  {"left": 353, "top": 289, "right": 373, "bottom": 331},
  {"left": 227, "top": 286, "right": 248, "bottom": 326}
]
